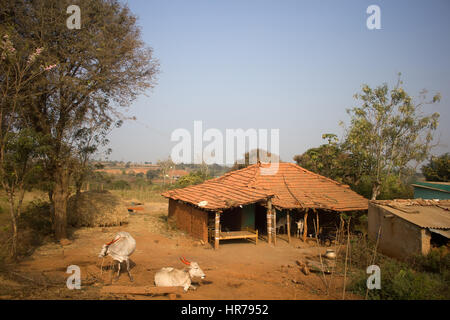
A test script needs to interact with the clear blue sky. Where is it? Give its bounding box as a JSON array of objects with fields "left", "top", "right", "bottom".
[{"left": 106, "top": 0, "right": 450, "bottom": 164}]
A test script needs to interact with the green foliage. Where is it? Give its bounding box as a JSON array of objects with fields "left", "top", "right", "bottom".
[
  {"left": 19, "top": 199, "right": 52, "bottom": 236},
  {"left": 410, "top": 247, "right": 450, "bottom": 281},
  {"left": 351, "top": 259, "right": 448, "bottom": 300},
  {"left": 1, "top": 0, "right": 159, "bottom": 240},
  {"left": 421, "top": 153, "right": 450, "bottom": 182},
  {"left": 174, "top": 171, "right": 209, "bottom": 188},
  {"left": 110, "top": 180, "right": 131, "bottom": 190},
  {"left": 293, "top": 134, "right": 356, "bottom": 185},
  {"left": 348, "top": 236, "right": 449, "bottom": 300},
  {"left": 342, "top": 75, "right": 440, "bottom": 199},
  {"left": 355, "top": 174, "right": 413, "bottom": 200},
  {"left": 146, "top": 169, "right": 159, "bottom": 181}
]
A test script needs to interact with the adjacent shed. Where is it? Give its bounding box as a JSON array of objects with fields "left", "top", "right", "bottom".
[
  {"left": 163, "top": 162, "right": 368, "bottom": 249},
  {"left": 369, "top": 199, "right": 450, "bottom": 260}
]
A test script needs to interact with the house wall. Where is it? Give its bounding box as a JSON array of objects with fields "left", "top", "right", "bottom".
[
  {"left": 168, "top": 199, "right": 208, "bottom": 242},
  {"left": 241, "top": 204, "right": 255, "bottom": 229},
  {"left": 368, "top": 203, "right": 430, "bottom": 259}
]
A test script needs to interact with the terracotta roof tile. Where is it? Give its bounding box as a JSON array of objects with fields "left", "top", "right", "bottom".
[{"left": 163, "top": 162, "right": 368, "bottom": 212}]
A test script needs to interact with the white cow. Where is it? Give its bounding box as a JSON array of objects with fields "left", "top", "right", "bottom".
[
  {"left": 295, "top": 220, "right": 304, "bottom": 238},
  {"left": 98, "top": 231, "right": 136, "bottom": 281},
  {"left": 154, "top": 257, "right": 205, "bottom": 292}
]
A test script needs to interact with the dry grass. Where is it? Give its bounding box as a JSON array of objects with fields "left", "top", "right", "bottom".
[
  {"left": 67, "top": 190, "right": 129, "bottom": 228},
  {"left": 110, "top": 187, "right": 168, "bottom": 203}
]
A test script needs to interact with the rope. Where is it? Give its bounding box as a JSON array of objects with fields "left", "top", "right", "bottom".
[{"left": 106, "top": 236, "right": 122, "bottom": 246}]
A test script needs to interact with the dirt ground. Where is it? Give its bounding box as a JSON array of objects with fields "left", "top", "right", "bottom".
[{"left": 0, "top": 202, "right": 361, "bottom": 300}]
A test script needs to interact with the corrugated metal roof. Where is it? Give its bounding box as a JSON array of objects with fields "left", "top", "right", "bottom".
[
  {"left": 371, "top": 199, "right": 450, "bottom": 230},
  {"left": 429, "top": 229, "right": 450, "bottom": 239},
  {"left": 163, "top": 162, "right": 368, "bottom": 212},
  {"left": 412, "top": 182, "right": 450, "bottom": 194}
]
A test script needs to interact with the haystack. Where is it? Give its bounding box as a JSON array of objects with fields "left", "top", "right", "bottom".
[{"left": 67, "top": 190, "right": 129, "bottom": 227}]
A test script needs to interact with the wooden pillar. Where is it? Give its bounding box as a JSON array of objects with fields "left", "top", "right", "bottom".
[
  {"left": 214, "top": 211, "right": 220, "bottom": 250},
  {"left": 303, "top": 209, "right": 308, "bottom": 242},
  {"left": 266, "top": 199, "right": 272, "bottom": 245},
  {"left": 287, "top": 211, "right": 291, "bottom": 244},
  {"left": 273, "top": 208, "right": 277, "bottom": 246},
  {"left": 315, "top": 209, "right": 319, "bottom": 240}
]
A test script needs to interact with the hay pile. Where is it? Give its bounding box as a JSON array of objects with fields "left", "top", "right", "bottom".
[{"left": 67, "top": 191, "right": 129, "bottom": 227}]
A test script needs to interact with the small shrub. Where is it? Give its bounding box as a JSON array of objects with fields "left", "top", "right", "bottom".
[
  {"left": 110, "top": 180, "right": 131, "bottom": 190},
  {"left": 174, "top": 173, "right": 204, "bottom": 188},
  {"left": 348, "top": 239, "right": 450, "bottom": 300},
  {"left": 19, "top": 199, "right": 52, "bottom": 236},
  {"left": 350, "top": 259, "right": 448, "bottom": 300}
]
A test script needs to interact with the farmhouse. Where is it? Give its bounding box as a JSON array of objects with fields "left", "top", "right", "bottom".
[
  {"left": 369, "top": 199, "right": 450, "bottom": 260},
  {"left": 162, "top": 162, "right": 368, "bottom": 249}
]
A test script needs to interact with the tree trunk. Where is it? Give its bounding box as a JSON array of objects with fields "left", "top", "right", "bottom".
[
  {"left": 8, "top": 197, "right": 18, "bottom": 260},
  {"left": 371, "top": 183, "right": 381, "bottom": 200},
  {"left": 75, "top": 179, "right": 82, "bottom": 196},
  {"left": 52, "top": 167, "right": 70, "bottom": 240}
]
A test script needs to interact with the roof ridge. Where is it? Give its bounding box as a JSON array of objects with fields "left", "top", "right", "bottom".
[
  {"left": 288, "top": 162, "right": 350, "bottom": 188},
  {"left": 215, "top": 163, "right": 259, "bottom": 181}
]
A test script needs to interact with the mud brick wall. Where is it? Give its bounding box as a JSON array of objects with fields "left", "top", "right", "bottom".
[
  {"left": 368, "top": 203, "right": 429, "bottom": 259},
  {"left": 169, "top": 199, "right": 208, "bottom": 242}
]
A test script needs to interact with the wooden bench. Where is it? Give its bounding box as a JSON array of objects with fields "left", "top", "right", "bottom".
[{"left": 214, "top": 227, "right": 259, "bottom": 245}]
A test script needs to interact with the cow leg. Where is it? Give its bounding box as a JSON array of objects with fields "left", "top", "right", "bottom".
[
  {"left": 109, "top": 261, "right": 114, "bottom": 284},
  {"left": 114, "top": 261, "right": 121, "bottom": 281},
  {"left": 126, "top": 259, "right": 133, "bottom": 282}
]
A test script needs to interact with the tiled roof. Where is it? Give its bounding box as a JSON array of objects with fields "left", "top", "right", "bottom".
[
  {"left": 162, "top": 180, "right": 274, "bottom": 211},
  {"left": 163, "top": 162, "right": 368, "bottom": 212},
  {"left": 371, "top": 199, "right": 450, "bottom": 230}
]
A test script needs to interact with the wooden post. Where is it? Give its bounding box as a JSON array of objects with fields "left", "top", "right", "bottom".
[
  {"left": 273, "top": 208, "right": 277, "bottom": 246},
  {"left": 287, "top": 211, "right": 291, "bottom": 244},
  {"left": 303, "top": 209, "right": 308, "bottom": 242},
  {"left": 315, "top": 209, "right": 319, "bottom": 240},
  {"left": 214, "top": 211, "right": 220, "bottom": 250},
  {"left": 267, "top": 199, "right": 272, "bottom": 245}
]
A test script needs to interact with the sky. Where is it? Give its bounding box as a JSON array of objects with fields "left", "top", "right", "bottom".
[{"left": 105, "top": 0, "right": 450, "bottom": 164}]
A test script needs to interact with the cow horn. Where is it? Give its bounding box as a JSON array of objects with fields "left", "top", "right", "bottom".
[{"left": 180, "top": 257, "right": 190, "bottom": 265}]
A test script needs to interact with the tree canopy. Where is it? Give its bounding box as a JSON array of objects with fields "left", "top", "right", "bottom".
[
  {"left": 341, "top": 75, "right": 440, "bottom": 199},
  {"left": 0, "top": 0, "right": 159, "bottom": 240},
  {"left": 421, "top": 153, "right": 450, "bottom": 182}
]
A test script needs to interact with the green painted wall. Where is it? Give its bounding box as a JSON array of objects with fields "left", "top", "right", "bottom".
[{"left": 241, "top": 204, "right": 255, "bottom": 229}]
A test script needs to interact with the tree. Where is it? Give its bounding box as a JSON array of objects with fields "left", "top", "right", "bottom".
[
  {"left": 146, "top": 169, "right": 159, "bottom": 181},
  {"left": 174, "top": 171, "right": 208, "bottom": 189},
  {"left": 1, "top": 0, "right": 159, "bottom": 240},
  {"left": 293, "top": 134, "right": 347, "bottom": 180},
  {"left": 421, "top": 153, "right": 450, "bottom": 182},
  {"left": 0, "top": 31, "right": 55, "bottom": 259},
  {"left": 230, "top": 149, "right": 278, "bottom": 172},
  {"left": 72, "top": 120, "right": 119, "bottom": 196},
  {"left": 157, "top": 158, "right": 175, "bottom": 185},
  {"left": 342, "top": 75, "right": 440, "bottom": 200}
]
